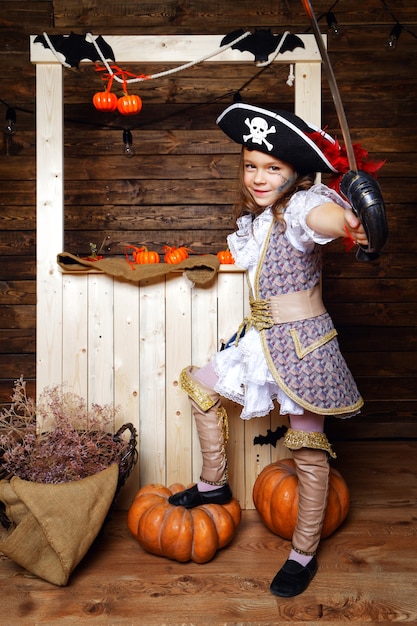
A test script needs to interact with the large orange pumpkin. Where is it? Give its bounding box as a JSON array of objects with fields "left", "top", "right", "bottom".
[
  {"left": 253, "top": 459, "right": 350, "bottom": 540},
  {"left": 127, "top": 483, "right": 242, "bottom": 563}
]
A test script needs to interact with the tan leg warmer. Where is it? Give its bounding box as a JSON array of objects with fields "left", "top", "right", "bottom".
[
  {"left": 290, "top": 447, "right": 330, "bottom": 556},
  {"left": 180, "top": 366, "right": 229, "bottom": 486},
  {"left": 283, "top": 428, "right": 334, "bottom": 556}
]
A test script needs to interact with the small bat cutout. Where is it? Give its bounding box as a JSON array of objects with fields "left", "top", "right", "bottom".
[
  {"left": 221, "top": 29, "right": 305, "bottom": 63},
  {"left": 34, "top": 33, "right": 115, "bottom": 68},
  {"left": 253, "top": 425, "right": 288, "bottom": 448}
]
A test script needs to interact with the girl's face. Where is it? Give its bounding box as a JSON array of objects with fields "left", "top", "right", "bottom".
[{"left": 242, "top": 148, "right": 297, "bottom": 209}]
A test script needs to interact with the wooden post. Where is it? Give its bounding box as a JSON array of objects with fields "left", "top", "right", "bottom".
[{"left": 35, "top": 64, "right": 64, "bottom": 400}]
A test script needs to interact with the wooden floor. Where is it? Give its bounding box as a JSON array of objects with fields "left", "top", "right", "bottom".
[{"left": 1, "top": 441, "right": 417, "bottom": 625}]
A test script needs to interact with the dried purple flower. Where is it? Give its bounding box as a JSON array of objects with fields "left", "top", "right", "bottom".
[{"left": 0, "top": 377, "right": 130, "bottom": 484}]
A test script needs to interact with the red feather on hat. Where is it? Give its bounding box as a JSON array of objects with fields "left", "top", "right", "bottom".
[{"left": 305, "top": 130, "right": 385, "bottom": 193}]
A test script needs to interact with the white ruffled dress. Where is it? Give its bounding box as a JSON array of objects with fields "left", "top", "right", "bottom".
[{"left": 211, "top": 184, "right": 350, "bottom": 420}]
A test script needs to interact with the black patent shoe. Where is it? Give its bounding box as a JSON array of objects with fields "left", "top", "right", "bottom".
[
  {"left": 168, "top": 483, "right": 232, "bottom": 508},
  {"left": 270, "top": 557, "right": 318, "bottom": 597}
]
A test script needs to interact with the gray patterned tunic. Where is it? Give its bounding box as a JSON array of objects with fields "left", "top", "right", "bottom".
[
  {"left": 257, "top": 221, "right": 363, "bottom": 416},
  {"left": 212, "top": 184, "right": 363, "bottom": 420}
]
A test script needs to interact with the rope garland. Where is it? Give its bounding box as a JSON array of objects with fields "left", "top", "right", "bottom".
[
  {"left": 41, "top": 30, "right": 294, "bottom": 85},
  {"left": 42, "top": 31, "right": 253, "bottom": 81}
]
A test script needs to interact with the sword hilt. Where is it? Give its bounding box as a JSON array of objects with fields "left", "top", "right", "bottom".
[{"left": 340, "top": 171, "right": 388, "bottom": 262}]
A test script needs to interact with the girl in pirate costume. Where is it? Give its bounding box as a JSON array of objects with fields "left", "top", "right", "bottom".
[{"left": 169, "top": 102, "right": 371, "bottom": 597}]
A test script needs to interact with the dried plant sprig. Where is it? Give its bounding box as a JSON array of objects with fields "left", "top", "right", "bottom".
[
  {"left": 0, "top": 377, "right": 130, "bottom": 484},
  {"left": 0, "top": 376, "right": 36, "bottom": 435}
]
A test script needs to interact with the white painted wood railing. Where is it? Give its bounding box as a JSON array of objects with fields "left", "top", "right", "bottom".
[{"left": 58, "top": 267, "right": 290, "bottom": 509}]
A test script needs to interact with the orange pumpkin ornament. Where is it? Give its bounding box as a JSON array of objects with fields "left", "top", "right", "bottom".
[
  {"left": 163, "top": 245, "right": 191, "bottom": 264},
  {"left": 127, "top": 483, "right": 242, "bottom": 563},
  {"left": 253, "top": 458, "right": 350, "bottom": 540},
  {"left": 124, "top": 245, "right": 160, "bottom": 267},
  {"left": 92, "top": 90, "right": 118, "bottom": 112},
  {"left": 93, "top": 73, "right": 118, "bottom": 112},
  {"left": 117, "top": 93, "right": 143, "bottom": 116},
  {"left": 217, "top": 249, "right": 235, "bottom": 264},
  {"left": 135, "top": 246, "right": 160, "bottom": 264}
]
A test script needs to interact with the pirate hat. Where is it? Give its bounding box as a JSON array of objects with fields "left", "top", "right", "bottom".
[{"left": 216, "top": 102, "right": 340, "bottom": 175}]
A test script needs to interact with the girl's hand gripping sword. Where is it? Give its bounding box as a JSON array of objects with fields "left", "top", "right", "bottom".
[{"left": 302, "top": 0, "right": 388, "bottom": 261}]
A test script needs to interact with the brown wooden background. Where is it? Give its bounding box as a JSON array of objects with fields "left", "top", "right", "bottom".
[{"left": 1, "top": 0, "right": 416, "bottom": 441}]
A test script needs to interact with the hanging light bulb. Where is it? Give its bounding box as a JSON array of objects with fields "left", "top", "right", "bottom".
[
  {"left": 123, "top": 129, "right": 134, "bottom": 158},
  {"left": 4, "top": 107, "right": 16, "bottom": 156},
  {"left": 5, "top": 107, "right": 16, "bottom": 136},
  {"left": 326, "top": 12, "right": 342, "bottom": 37},
  {"left": 387, "top": 23, "right": 403, "bottom": 49}
]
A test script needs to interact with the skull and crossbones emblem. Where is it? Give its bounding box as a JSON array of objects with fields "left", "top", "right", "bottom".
[{"left": 243, "top": 116, "right": 276, "bottom": 151}]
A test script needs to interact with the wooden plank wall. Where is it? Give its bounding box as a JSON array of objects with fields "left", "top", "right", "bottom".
[{"left": 1, "top": 1, "right": 417, "bottom": 445}]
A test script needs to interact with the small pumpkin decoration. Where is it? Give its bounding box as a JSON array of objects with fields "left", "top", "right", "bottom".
[
  {"left": 127, "top": 483, "right": 242, "bottom": 563},
  {"left": 124, "top": 245, "right": 160, "bottom": 265},
  {"left": 163, "top": 245, "right": 191, "bottom": 265},
  {"left": 92, "top": 90, "right": 118, "bottom": 112},
  {"left": 92, "top": 74, "right": 118, "bottom": 112},
  {"left": 253, "top": 459, "right": 350, "bottom": 540},
  {"left": 217, "top": 249, "right": 235, "bottom": 264},
  {"left": 117, "top": 93, "right": 143, "bottom": 116},
  {"left": 135, "top": 246, "right": 160, "bottom": 264}
]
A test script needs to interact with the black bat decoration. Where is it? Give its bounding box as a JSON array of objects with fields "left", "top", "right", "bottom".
[
  {"left": 34, "top": 33, "right": 115, "bottom": 68},
  {"left": 253, "top": 425, "right": 288, "bottom": 448},
  {"left": 221, "top": 29, "right": 305, "bottom": 63}
]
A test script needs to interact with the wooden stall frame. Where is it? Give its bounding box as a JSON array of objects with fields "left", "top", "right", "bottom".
[{"left": 30, "top": 34, "right": 324, "bottom": 508}]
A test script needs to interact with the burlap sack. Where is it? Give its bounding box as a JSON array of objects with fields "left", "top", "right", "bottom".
[
  {"left": 57, "top": 252, "right": 220, "bottom": 286},
  {"left": 0, "top": 464, "right": 118, "bottom": 586}
]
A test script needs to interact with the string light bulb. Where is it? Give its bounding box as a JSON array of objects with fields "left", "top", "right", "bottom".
[
  {"left": 387, "top": 23, "right": 403, "bottom": 49},
  {"left": 4, "top": 107, "right": 16, "bottom": 156},
  {"left": 5, "top": 107, "right": 16, "bottom": 136},
  {"left": 122, "top": 129, "right": 134, "bottom": 158},
  {"left": 326, "top": 12, "right": 342, "bottom": 37}
]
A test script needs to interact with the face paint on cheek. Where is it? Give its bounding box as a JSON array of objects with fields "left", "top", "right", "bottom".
[{"left": 277, "top": 173, "right": 297, "bottom": 194}]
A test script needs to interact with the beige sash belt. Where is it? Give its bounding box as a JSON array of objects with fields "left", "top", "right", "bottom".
[
  {"left": 237, "top": 285, "right": 326, "bottom": 343},
  {"left": 269, "top": 285, "right": 326, "bottom": 324}
]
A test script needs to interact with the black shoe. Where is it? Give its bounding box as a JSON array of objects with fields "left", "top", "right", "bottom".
[
  {"left": 270, "top": 557, "right": 318, "bottom": 597},
  {"left": 168, "top": 483, "right": 232, "bottom": 508}
]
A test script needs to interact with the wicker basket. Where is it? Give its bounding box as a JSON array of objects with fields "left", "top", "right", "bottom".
[{"left": 112, "top": 422, "right": 139, "bottom": 504}]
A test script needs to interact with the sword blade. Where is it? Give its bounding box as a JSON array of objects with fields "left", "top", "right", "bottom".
[{"left": 301, "top": 0, "right": 358, "bottom": 172}]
